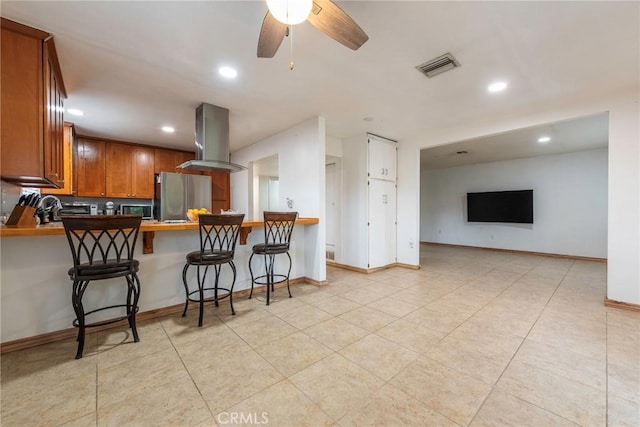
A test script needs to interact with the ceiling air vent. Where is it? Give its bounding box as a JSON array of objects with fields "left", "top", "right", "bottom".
[{"left": 415, "top": 52, "right": 461, "bottom": 78}]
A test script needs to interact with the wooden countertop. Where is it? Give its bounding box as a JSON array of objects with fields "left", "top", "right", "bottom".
[{"left": 0, "top": 217, "right": 319, "bottom": 237}]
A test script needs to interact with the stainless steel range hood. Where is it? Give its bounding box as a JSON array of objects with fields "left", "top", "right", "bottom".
[{"left": 177, "top": 103, "right": 246, "bottom": 173}]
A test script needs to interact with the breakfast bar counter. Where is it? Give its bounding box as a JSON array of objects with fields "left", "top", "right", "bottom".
[
  {"left": 1, "top": 217, "right": 321, "bottom": 345},
  {"left": 0, "top": 217, "right": 319, "bottom": 237}
]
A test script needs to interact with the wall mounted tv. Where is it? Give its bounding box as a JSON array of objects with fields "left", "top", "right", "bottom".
[{"left": 467, "top": 190, "right": 534, "bottom": 224}]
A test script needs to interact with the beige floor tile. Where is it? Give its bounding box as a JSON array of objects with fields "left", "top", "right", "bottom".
[
  {"left": 59, "top": 412, "right": 97, "bottom": 427},
  {"left": 1, "top": 370, "right": 95, "bottom": 427},
  {"left": 289, "top": 353, "right": 385, "bottom": 420},
  {"left": 304, "top": 317, "right": 370, "bottom": 351},
  {"left": 376, "top": 318, "right": 447, "bottom": 353},
  {"left": 276, "top": 304, "right": 334, "bottom": 330},
  {"left": 255, "top": 331, "right": 333, "bottom": 377},
  {"left": 403, "top": 303, "right": 476, "bottom": 335},
  {"left": 216, "top": 301, "right": 272, "bottom": 327},
  {"left": 226, "top": 380, "right": 333, "bottom": 426},
  {"left": 98, "top": 348, "right": 188, "bottom": 409},
  {"left": 230, "top": 315, "right": 297, "bottom": 347},
  {"left": 513, "top": 338, "right": 606, "bottom": 390},
  {"left": 98, "top": 375, "right": 212, "bottom": 426},
  {"left": 470, "top": 390, "right": 578, "bottom": 427},
  {"left": 261, "top": 294, "right": 308, "bottom": 314},
  {"left": 390, "top": 287, "right": 442, "bottom": 306},
  {"left": 608, "top": 362, "right": 640, "bottom": 404},
  {"left": 339, "top": 286, "right": 387, "bottom": 305},
  {"left": 425, "top": 336, "right": 510, "bottom": 385},
  {"left": 607, "top": 394, "right": 640, "bottom": 427},
  {"left": 389, "top": 356, "right": 492, "bottom": 426},
  {"left": 1, "top": 335, "right": 97, "bottom": 389},
  {"left": 338, "top": 383, "right": 458, "bottom": 427},
  {"left": 96, "top": 319, "right": 173, "bottom": 370},
  {"left": 366, "top": 297, "right": 420, "bottom": 317},
  {"left": 339, "top": 334, "right": 418, "bottom": 381},
  {"left": 465, "top": 306, "right": 538, "bottom": 337},
  {"left": 190, "top": 348, "right": 284, "bottom": 414},
  {"left": 161, "top": 309, "right": 234, "bottom": 346},
  {"left": 175, "top": 325, "right": 253, "bottom": 372},
  {"left": 338, "top": 306, "right": 398, "bottom": 332},
  {"left": 527, "top": 319, "right": 607, "bottom": 362},
  {"left": 310, "top": 295, "right": 362, "bottom": 316},
  {"left": 495, "top": 360, "right": 606, "bottom": 426}
]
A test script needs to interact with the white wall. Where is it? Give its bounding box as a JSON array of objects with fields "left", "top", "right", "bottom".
[
  {"left": 420, "top": 149, "right": 608, "bottom": 257},
  {"left": 231, "top": 117, "right": 326, "bottom": 282},
  {"left": 607, "top": 98, "right": 640, "bottom": 304},
  {"left": 341, "top": 134, "right": 369, "bottom": 268},
  {"left": 398, "top": 93, "right": 639, "bottom": 304}
]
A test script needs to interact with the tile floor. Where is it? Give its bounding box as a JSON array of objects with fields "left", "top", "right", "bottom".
[{"left": 2, "top": 244, "right": 639, "bottom": 426}]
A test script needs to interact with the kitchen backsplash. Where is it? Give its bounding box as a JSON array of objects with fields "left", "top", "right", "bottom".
[{"left": 1, "top": 180, "right": 153, "bottom": 219}]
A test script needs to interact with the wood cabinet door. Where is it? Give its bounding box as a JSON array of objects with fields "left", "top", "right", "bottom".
[
  {"left": 154, "top": 148, "right": 176, "bottom": 173},
  {"left": 175, "top": 151, "right": 200, "bottom": 174},
  {"left": 132, "top": 146, "right": 154, "bottom": 198},
  {"left": 43, "top": 123, "right": 74, "bottom": 195},
  {"left": 43, "top": 39, "right": 65, "bottom": 188},
  {"left": 105, "top": 142, "right": 133, "bottom": 197},
  {"left": 0, "top": 25, "right": 43, "bottom": 179},
  {"left": 76, "top": 138, "right": 106, "bottom": 197},
  {"left": 209, "top": 171, "right": 230, "bottom": 212}
]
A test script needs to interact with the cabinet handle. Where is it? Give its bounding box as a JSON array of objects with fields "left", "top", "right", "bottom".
[
  {"left": 101, "top": 192, "right": 105, "bottom": 196},
  {"left": 132, "top": 194, "right": 136, "bottom": 197}
]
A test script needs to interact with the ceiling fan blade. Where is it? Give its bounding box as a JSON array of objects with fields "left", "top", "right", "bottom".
[
  {"left": 257, "top": 11, "right": 287, "bottom": 58},
  {"left": 307, "top": 0, "right": 369, "bottom": 50}
]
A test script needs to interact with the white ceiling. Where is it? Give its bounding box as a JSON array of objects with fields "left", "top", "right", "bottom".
[
  {"left": 2, "top": 1, "right": 638, "bottom": 157},
  {"left": 421, "top": 112, "right": 609, "bottom": 170}
]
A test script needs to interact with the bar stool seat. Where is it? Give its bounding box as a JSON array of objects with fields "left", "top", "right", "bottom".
[
  {"left": 182, "top": 213, "right": 245, "bottom": 326},
  {"left": 61, "top": 214, "right": 143, "bottom": 359},
  {"left": 249, "top": 211, "right": 298, "bottom": 305}
]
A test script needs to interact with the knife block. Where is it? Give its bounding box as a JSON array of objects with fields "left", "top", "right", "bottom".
[{"left": 5, "top": 206, "right": 37, "bottom": 227}]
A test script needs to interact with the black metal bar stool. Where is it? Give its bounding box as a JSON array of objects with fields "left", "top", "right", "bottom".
[
  {"left": 182, "top": 213, "right": 245, "bottom": 326},
  {"left": 61, "top": 214, "right": 143, "bottom": 359},
  {"left": 249, "top": 211, "right": 298, "bottom": 305}
]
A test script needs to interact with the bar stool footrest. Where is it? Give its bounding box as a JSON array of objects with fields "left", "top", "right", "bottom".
[
  {"left": 186, "top": 287, "right": 233, "bottom": 303},
  {"left": 72, "top": 304, "right": 139, "bottom": 329}
]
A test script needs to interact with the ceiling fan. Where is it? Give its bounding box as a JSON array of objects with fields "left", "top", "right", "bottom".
[{"left": 257, "top": 0, "right": 369, "bottom": 59}]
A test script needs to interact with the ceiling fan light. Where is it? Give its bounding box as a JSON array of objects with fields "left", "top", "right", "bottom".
[{"left": 266, "top": 0, "right": 312, "bottom": 25}]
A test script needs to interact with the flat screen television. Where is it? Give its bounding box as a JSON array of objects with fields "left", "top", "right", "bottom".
[{"left": 467, "top": 190, "right": 533, "bottom": 224}]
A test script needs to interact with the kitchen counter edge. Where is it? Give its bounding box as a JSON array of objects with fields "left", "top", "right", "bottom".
[{"left": 0, "top": 217, "right": 319, "bottom": 237}]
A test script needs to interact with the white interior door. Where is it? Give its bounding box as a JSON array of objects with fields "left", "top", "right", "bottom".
[
  {"left": 368, "top": 179, "right": 396, "bottom": 268},
  {"left": 326, "top": 163, "right": 337, "bottom": 259}
]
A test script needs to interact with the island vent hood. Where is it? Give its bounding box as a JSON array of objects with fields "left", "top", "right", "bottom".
[{"left": 177, "top": 103, "right": 246, "bottom": 173}]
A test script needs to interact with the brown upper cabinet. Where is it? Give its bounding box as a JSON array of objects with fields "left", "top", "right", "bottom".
[
  {"left": 0, "top": 18, "right": 66, "bottom": 188},
  {"left": 154, "top": 148, "right": 195, "bottom": 174},
  {"left": 76, "top": 138, "right": 106, "bottom": 197},
  {"left": 42, "top": 123, "right": 75, "bottom": 195},
  {"left": 106, "top": 143, "right": 154, "bottom": 199}
]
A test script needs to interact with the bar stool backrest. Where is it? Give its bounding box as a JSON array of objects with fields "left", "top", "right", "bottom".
[
  {"left": 263, "top": 211, "right": 298, "bottom": 249},
  {"left": 198, "top": 214, "right": 245, "bottom": 256},
  {"left": 61, "top": 214, "right": 142, "bottom": 278}
]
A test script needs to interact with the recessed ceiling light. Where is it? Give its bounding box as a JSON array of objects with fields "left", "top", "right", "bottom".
[
  {"left": 487, "top": 81, "right": 508, "bottom": 93},
  {"left": 218, "top": 66, "right": 238, "bottom": 79},
  {"left": 66, "top": 108, "right": 84, "bottom": 116},
  {"left": 161, "top": 126, "right": 175, "bottom": 133},
  {"left": 537, "top": 136, "right": 551, "bottom": 143}
]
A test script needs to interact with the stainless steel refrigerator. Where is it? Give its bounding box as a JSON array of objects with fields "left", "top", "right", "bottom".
[{"left": 155, "top": 172, "right": 212, "bottom": 221}]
